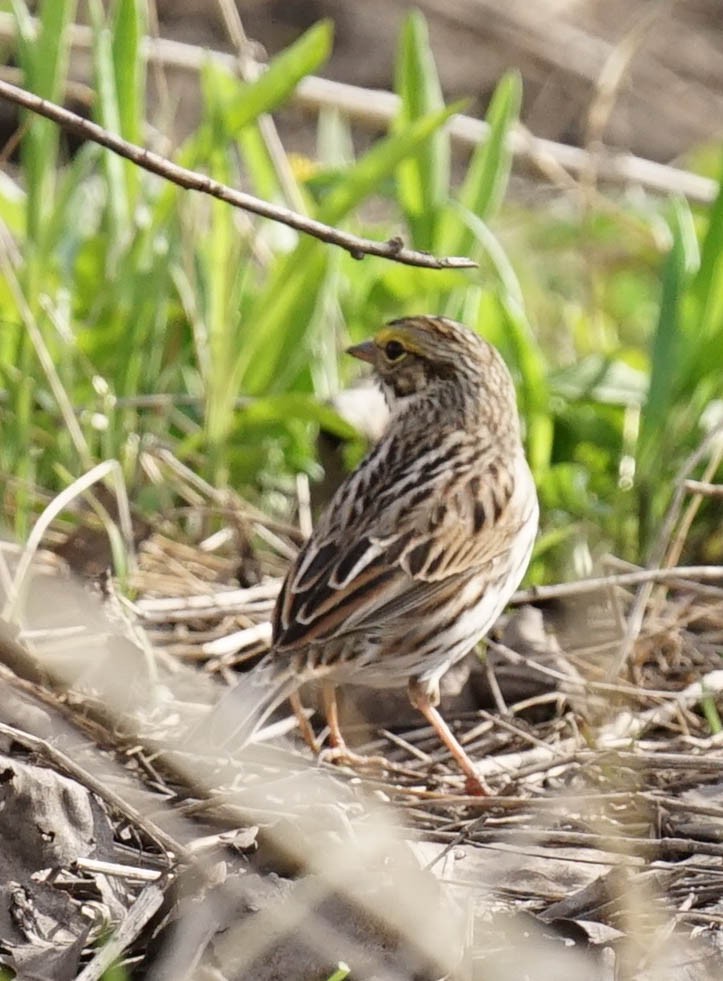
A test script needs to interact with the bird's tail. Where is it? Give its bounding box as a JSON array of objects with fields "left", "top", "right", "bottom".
[{"left": 195, "top": 658, "right": 301, "bottom": 752}]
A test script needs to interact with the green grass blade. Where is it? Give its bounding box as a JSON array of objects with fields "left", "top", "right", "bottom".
[
  {"left": 450, "top": 201, "right": 524, "bottom": 307},
  {"left": 235, "top": 245, "right": 328, "bottom": 398},
  {"left": 238, "top": 124, "right": 279, "bottom": 202},
  {"left": 701, "top": 691, "right": 723, "bottom": 735},
  {"left": 219, "top": 20, "right": 333, "bottom": 133},
  {"left": 111, "top": 0, "right": 146, "bottom": 205},
  {"left": 7, "top": 0, "right": 77, "bottom": 536},
  {"left": 0, "top": 171, "right": 26, "bottom": 238},
  {"left": 684, "top": 160, "right": 723, "bottom": 397},
  {"left": 12, "top": 0, "right": 78, "bottom": 260},
  {"left": 443, "top": 70, "right": 522, "bottom": 256},
  {"left": 394, "top": 10, "right": 449, "bottom": 249},
  {"left": 462, "top": 70, "right": 522, "bottom": 220},
  {"left": 112, "top": 0, "right": 144, "bottom": 144},
  {"left": 318, "top": 101, "right": 464, "bottom": 226},
  {"left": 89, "top": 0, "right": 131, "bottom": 242},
  {"left": 14, "top": 0, "right": 77, "bottom": 116},
  {"left": 691, "top": 158, "right": 723, "bottom": 326},
  {"left": 202, "top": 153, "right": 235, "bottom": 427},
  {"left": 639, "top": 201, "right": 695, "bottom": 464},
  {"left": 636, "top": 200, "right": 699, "bottom": 547}
]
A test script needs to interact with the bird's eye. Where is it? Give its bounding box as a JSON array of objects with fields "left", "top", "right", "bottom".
[{"left": 384, "top": 339, "right": 406, "bottom": 361}]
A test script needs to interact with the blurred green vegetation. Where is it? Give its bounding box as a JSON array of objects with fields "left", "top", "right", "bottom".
[{"left": 0, "top": 0, "right": 721, "bottom": 582}]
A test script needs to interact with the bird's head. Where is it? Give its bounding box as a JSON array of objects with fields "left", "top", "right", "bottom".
[{"left": 347, "top": 316, "right": 515, "bottom": 419}]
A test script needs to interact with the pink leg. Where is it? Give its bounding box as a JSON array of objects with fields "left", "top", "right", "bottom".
[
  {"left": 321, "top": 683, "right": 389, "bottom": 768},
  {"left": 409, "top": 679, "right": 491, "bottom": 796},
  {"left": 289, "top": 690, "right": 319, "bottom": 753}
]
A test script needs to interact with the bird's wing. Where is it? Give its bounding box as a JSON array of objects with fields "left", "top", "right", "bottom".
[{"left": 273, "top": 452, "right": 531, "bottom": 653}]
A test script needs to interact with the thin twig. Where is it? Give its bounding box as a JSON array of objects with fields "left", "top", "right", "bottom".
[
  {"left": 75, "top": 880, "right": 168, "bottom": 981},
  {"left": 0, "top": 78, "right": 474, "bottom": 270},
  {"left": 683, "top": 479, "right": 723, "bottom": 498},
  {"left": 74, "top": 857, "right": 163, "bottom": 881},
  {"left": 484, "top": 658, "right": 509, "bottom": 716},
  {"left": 512, "top": 564, "right": 723, "bottom": 605}
]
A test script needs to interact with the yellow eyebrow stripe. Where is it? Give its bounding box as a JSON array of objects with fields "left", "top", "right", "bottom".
[{"left": 375, "top": 326, "right": 425, "bottom": 355}]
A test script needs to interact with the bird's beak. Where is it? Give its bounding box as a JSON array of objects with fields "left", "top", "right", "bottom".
[{"left": 346, "top": 340, "right": 376, "bottom": 364}]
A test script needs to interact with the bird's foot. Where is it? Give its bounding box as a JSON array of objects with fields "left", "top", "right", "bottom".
[{"left": 463, "top": 773, "right": 491, "bottom": 796}]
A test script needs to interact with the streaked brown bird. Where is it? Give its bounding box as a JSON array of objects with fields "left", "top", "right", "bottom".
[{"left": 216, "top": 315, "right": 538, "bottom": 794}]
